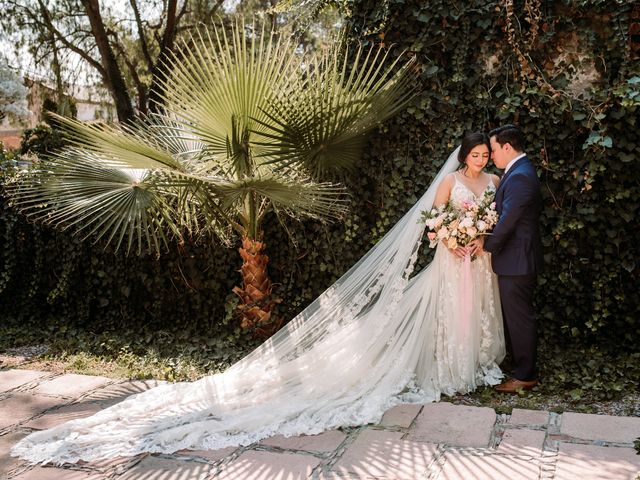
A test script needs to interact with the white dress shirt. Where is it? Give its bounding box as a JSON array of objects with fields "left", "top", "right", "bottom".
[{"left": 504, "top": 152, "right": 527, "bottom": 174}]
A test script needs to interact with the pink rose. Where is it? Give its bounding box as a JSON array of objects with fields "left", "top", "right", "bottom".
[{"left": 427, "top": 232, "right": 437, "bottom": 241}]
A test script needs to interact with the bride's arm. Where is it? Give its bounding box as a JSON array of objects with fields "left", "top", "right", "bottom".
[
  {"left": 491, "top": 174, "right": 500, "bottom": 188},
  {"left": 433, "top": 173, "right": 454, "bottom": 208},
  {"left": 432, "top": 174, "right": 467, "bottom": 259}
]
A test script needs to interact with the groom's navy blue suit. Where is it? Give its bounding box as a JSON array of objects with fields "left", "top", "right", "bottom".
[{"left": 484, "top": 155, "right": 543, "bottom": 381}]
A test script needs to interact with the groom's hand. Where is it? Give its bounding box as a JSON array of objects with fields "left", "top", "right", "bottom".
[{"left": 467, "top": 238, "right": 485, "bottom": 257}]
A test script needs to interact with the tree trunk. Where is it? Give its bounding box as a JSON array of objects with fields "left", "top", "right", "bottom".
[
  {"left": 81, "top": 0, "right": 135, "bottom": 123},
  {"left": 147, "top": 0, "right": 178, "bottom": 113},
  {"left": 51, "top": 42, "right": 64, "bottom": 106},
  {"left": 232, "top": 237, "right": 281, "bottom": 338}
]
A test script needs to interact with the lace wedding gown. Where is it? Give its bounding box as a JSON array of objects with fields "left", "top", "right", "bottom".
[{"left": 12, "top": 147, "right": 505, "bottom": 465}]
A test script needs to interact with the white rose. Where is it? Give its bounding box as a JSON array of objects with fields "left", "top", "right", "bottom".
[{"left": 459, "top": 217, "right": 473, "bottom": 229}]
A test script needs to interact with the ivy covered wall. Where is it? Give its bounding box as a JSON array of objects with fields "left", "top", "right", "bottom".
[
  {"left": 1, "top": 0, "right": 638, "bottom": 393},
  {"left": 334, "top": 0, "right": 640, "bottom": 349}
]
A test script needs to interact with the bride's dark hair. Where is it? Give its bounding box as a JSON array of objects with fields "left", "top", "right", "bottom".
[{"left": 458, "top": 132, "right": 490, "bottom": 170}]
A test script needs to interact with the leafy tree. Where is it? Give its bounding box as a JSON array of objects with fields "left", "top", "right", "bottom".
[
  {"left": 0, "top": 62, "right": 30, "bottom": 123},
  {"left": 0, "top": 0, "right": 239, "bottom": 122},
  {"left": 7, "top": 20, "right": 416, "bottom": 336}
]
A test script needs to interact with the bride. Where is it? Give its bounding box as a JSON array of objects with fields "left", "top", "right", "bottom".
[{"left": 12, "top": 133, "right": 505, "bottom": 465}]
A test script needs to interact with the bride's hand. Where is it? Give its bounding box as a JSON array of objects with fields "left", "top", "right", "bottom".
[
  {"left": 447, "top": 245, "right": 468, "bottom": 259},
  {"left": 467, "top": 238, "right": 485, "bottom": 257}
]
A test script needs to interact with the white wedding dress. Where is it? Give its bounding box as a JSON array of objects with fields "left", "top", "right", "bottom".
[{"left": 12, "top": 147, "right": 505, "bottom": 465}]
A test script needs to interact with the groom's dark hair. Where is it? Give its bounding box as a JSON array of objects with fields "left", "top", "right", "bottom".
[{"left": 489, "top": 124, "right": 525, "bottom": 152}]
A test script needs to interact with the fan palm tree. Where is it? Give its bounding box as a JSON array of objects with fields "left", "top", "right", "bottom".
[{"left": 7, "top": 20, "right": 417, "bottom": 337}]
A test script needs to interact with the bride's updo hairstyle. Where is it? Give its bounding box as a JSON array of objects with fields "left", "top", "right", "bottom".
[{"left": 457, "top": 132, "right": 490, "bottom": 169}]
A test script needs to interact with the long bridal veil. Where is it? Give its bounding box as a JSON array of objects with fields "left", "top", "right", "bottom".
[{"left": 13, "top": 146, "right": 493, "bottom": 465}]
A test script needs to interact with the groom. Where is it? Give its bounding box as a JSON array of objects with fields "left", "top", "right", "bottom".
[{"left": 483, "top": 124, "right": 543, "bottom": 393}]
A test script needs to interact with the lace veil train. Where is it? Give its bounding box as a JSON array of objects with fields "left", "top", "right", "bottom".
[{"left": 13, "top": 147, "right": 464, "bottom": 464}]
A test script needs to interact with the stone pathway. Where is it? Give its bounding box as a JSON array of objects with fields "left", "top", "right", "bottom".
[{"left": 1, "top": 369, "right": 639, "bottom": 479}]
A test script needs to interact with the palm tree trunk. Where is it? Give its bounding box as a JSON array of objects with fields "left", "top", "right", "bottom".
[{"left": 232, "top": 237, "right": 281, "bottom": 337}]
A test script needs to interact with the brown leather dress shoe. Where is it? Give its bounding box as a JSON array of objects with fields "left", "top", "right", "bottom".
[{"left": 494, "top": 378, "right": 539, "bottom": 393}]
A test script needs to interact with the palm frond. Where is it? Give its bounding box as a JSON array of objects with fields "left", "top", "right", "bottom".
[
  {"left": 8, "top": 153, "right": 177, "bottom": 254},
  {"left": 254, "top": 42, "right": 418, "bottom": 176},
  {"left": 211, "top": 174, "right": 349, "bottom": 222},
  {"left": 6, "top": 151, "right": 235, "bottom": 254},
  {"left": 49, "top": 113, "right": 185, "bottom": 171},
  {"left": 157, "top": 21, "right": 302, "bottom": 178}
]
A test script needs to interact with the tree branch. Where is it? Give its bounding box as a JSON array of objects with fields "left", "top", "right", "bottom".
[
  {"left": 35, "top": 0, "right": 105, "bottom": 76},
  {"left": 146, "top": 0, "right": 180, "bottom": 113},
  {"left": 129, "top": 0, "right": 154, "bottom": 72},
  {"left": 208, "top": 0, "right": 226, "bottom": 19},
  {"left": 160, "top": 0, "right": 178, "bottom": 51},
  {"left": 176, "top": 0, "right": 190, "bottom": 25},
  {"left": 112, "top": 38, "right": 148, "bottom": 115},
  {"left": 81, "top": 0, "right": 135, "bottom": 122}
]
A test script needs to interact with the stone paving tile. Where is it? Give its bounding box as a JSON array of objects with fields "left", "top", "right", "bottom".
[
  {"left": 4, "top": 368, "right": 640, "bottom": 480},
  {"left": 406, "top": 402, "right": 496, "bottom": 447},
  {"left": 0, "top": 393, "right": 62, "bottom": 429},
  {"left": 84, "top": 379, "right": 167, "bottom": 408},
  {"left": 436, "top": 451, "right": 540, "bottom": 480},
  {"left": 555, "top": 443, "right": 640, "bottom": 480},
  {"left": 31, "top": 374, "right": 111, "bottom": 399},
  {"left": 176, "top": 446, "right": 237, "bottom": 463},
  {"left": 318, "top": 473, "right": 377, "bottom": 479},
  {"left": 331, "top": 428, "right": 438, "bottom": 480},
  {"left": 560, "top": 412, "right": 640, "bottom": 443},
  {"left": 497, "top": 428, "right": 546, "bottom": 455},
  {"left": 379, "top": 403, "right": 422, "bottom": 428},
  {"left": 213, "top": 450, "right": 320, "bottom": 480},
  {"left": 80, "top": 455, "right": 134, "bottom": 472},
  {"left": 260, "top": 430, "right": 346, "bottom": 452},
  {"left": 508, "top": 408, "right": 549, "bottom": 427},
  {"left": 10, "top": 466, "right": 106, "bottom": 479},
  {"left": 0, "top": 432, "right": 28, "bottom": 476},
  {"left": 118, "top": 455, "right": 212, "bottom": 480},
  {"left": 24, "top": 401, "right": 104, "bottom": 430},
  {"left": 0, "top": 370, "right": 49, "bottom": 394}
]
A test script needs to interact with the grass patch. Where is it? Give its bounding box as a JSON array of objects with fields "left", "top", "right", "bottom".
[
  {"left": 2, "top": 348, "right": 213, "bottom": 382},
  {"left": 0, "top": 323, "right": 256, "bottom": 382}
]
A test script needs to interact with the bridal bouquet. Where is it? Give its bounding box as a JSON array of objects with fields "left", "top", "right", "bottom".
[{"left": 420, "top": 190, "right": 498, "bottom": 250}]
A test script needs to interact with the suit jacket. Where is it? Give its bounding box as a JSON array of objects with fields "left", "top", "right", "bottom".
[{"left": 484, "top": 156, "right": 543, "bottom": 276}]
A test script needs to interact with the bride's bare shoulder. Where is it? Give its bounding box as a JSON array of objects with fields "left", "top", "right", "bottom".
[
  {"left": 442, "top": 172, "right": 457, "bottom": 186},
  {"left": 434, "top": 173, "right": 456, "bottom": 206},
  {"left": 490, "top": 173, "right": 500, "bottom": 187}
]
